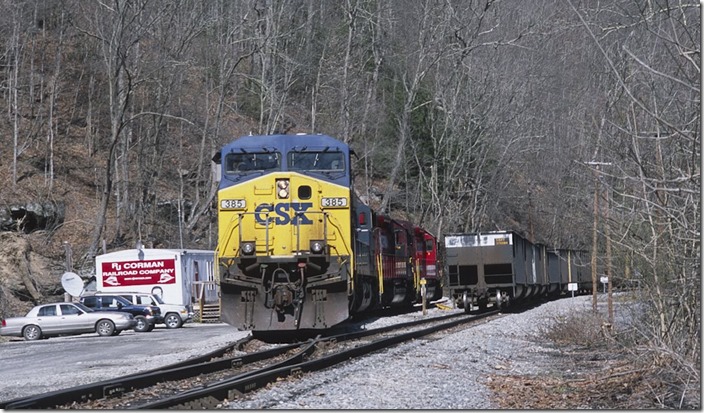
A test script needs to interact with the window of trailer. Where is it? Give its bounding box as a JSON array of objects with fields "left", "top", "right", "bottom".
[
  {"left": 287, "top": 151, "right": 345, "bottom": 171},
  {"left": 225, "top": 152, "right": 281, "bottom": 173}
]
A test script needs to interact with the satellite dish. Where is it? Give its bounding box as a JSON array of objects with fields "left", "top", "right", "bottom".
[{"left": 61, "top": 272, "right": 84, "bottom": 297}]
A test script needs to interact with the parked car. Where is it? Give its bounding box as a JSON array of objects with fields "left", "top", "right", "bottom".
[
  {"left": 79, "top": 294, "right": 160, "bottom": 332},
  {"left": 112, "top": 292, "right": 193, "bottom": 329},
  {"left": 0, "top": 302, "right": 137, "bottom": 341}
]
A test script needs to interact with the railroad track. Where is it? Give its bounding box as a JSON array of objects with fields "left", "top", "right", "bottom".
[{"left": 1, "top": 310, "right": 501, "bottom": 409}]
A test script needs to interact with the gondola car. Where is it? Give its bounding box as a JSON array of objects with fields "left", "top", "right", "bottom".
[
  {"left": 445, "top": 231, "right": 591, "bottom": 312},
  {"left": 444, "top": 231, "right": 536, "bottom": 310},
  {"left": 554, "top": 248, "right": 593, "bottom": 294}
]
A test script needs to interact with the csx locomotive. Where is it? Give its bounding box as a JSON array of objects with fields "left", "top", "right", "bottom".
[{"left": 214, "top": 133, "right": 440, "bottom": 332}]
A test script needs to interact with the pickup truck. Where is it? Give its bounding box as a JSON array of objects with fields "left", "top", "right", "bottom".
[
  {"left": 79, "top": 294, "right": 160, "bottom": 332},
  {"left": 113, "top": 292, "right": 193, "bottom": 329}
]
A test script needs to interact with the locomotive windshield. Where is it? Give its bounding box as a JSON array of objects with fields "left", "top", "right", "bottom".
[
  {"left": 287, "top": 150, "right": 345, "bottom": 172},
  {"left": 225, "top": 151, "right": 281, "bottom": 173}
]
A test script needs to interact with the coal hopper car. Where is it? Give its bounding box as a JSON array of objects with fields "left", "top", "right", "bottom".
[{"left": 444, "top": 231, "right": 544, "bottom": 311}]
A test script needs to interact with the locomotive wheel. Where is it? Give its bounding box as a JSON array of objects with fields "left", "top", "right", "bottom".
[{"left": 432, "top": 287, "right": 443, "bottom": 302}]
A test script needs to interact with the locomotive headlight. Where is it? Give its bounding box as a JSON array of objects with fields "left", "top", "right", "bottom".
[
  {"left": 241, "top": 242, "right": 255, "bottom": 255},
  {"left": 310, "top": 240, "right": 325, "bottom": 254},
  {"left": 276, "top": 179, "right": 289, "bottom": 199}
]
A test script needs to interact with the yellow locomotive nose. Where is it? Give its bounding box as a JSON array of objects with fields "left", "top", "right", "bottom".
[{"left": 216, "top": 134, "right": 359, "bottom": 332}]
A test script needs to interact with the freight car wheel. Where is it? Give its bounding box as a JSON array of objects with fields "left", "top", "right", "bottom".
[{"left": 462, "top": 291, "right": 473, "bottom": 313}]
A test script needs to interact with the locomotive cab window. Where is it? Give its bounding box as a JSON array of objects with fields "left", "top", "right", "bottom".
[
  {"left": 225, "top": 151, "right": 281, "bottom": 173},
  {"left": 288, "top": 150, "right": 345, "bottom": 172}
]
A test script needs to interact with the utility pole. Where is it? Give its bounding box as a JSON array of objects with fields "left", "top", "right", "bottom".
[
  {"left": 584, "top": 161, "right": 611, "bottom": 313},
  {"left": 603, "top": 179, "right": 613, "bottom": 326}
]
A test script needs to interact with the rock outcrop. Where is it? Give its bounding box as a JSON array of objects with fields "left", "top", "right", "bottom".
[
  {"left": 0, "top": 232, "right": 62, "bottom": 318},
  {"left": 0, "top": 202, "right": 65, "bottom": 233}
]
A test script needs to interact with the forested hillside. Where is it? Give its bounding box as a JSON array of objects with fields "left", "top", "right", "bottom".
[{"left": 0, "top": 0, "right": 699, "bottom": 406}]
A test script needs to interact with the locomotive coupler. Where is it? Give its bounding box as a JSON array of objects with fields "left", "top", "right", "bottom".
[
  {"left": 268, "top": 267, "right": 306, "bottom": 326},
  {"left": 273, "top": 285, "right": 294, "bottom": 308}
]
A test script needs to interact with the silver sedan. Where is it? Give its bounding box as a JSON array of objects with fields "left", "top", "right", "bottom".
[{"left": 0, "top": 302, "right": 137, "bottom": 341}]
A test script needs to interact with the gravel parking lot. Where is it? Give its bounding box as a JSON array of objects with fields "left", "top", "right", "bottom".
[{"left": 0, "top": 323, "right": 249, "bottom": 403}]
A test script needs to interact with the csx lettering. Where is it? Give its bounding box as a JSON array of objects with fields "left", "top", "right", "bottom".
[{"left": 254, "top": 203, "right": 313, "bottom": 225}]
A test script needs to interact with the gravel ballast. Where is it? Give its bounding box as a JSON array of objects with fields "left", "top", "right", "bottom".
[{"left": 224, "top": 295, "right": 598, "bottom": 409}]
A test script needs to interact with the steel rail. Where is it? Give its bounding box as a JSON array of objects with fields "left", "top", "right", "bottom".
[
  {"left": 0, "top": 335, "right": 254, "bottom": 409},
  {"left": 133, "top": 312, "right": 496, "bottom": 409}
]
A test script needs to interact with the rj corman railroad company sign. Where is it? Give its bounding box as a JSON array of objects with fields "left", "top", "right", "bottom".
[{"left": 101, "top": 259, "right": 177, "bottom": 286}]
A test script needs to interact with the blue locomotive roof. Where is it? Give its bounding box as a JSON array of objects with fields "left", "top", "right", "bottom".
[
  {"left": 223, "top": 133, "right": 349, "bottom": 152},
  {"left": 219, "top": 134, "right": 351, "bottom": 187}
]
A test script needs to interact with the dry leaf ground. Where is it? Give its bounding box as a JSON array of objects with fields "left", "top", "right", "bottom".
[{"left": 485, "top": 306, "right": 700, "bottom": 409}]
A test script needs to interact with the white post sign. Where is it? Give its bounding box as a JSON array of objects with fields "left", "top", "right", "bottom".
[{"left": 568, "top": 282, "right": 578, "bottom": 298}]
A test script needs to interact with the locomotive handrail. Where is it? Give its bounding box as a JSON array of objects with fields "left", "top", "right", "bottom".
[
  {"left": 218, "top": 214, "right": 241, "bottom": 256},
  {"left": 292, "top": 210, "right": 329, "bottom": 255},
  {"left": 236, "top": 211, "right": 273, "bottom": 255}
]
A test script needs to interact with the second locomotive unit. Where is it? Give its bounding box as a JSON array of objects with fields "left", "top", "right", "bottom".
[{"left": 215, "top": 133, "right": 439, "bottom": 332}]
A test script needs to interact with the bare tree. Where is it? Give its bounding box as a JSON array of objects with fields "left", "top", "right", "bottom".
[
  {"left": 184, "top": 1, "right": 258, "bottom": 234},
  {"left": 568, "top": 0, "right": 700, "bottom": 405},
  {"left": 71, "top": 0, "right": 163, "bottom": 258},
  {"left": 378, "top": 0, "right": 454, "bottom": 213}
]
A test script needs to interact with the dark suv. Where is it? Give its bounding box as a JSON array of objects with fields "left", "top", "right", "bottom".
[{"left": 80, "top": 294, "right": 161, "bottom": 332}]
